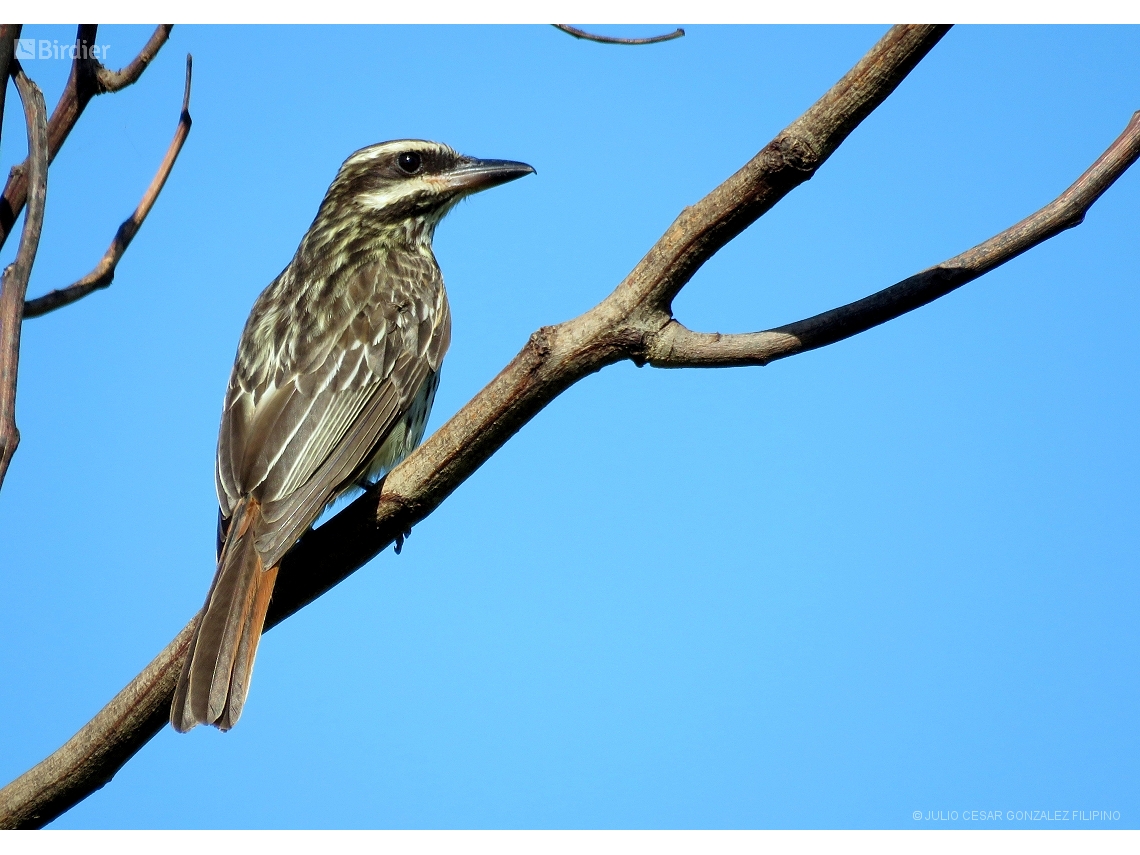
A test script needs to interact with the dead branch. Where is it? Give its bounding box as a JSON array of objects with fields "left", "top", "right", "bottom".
[
  {"left": 94, "top": 24, "right": 174, "bottom": 93},
  {"left": 0, "top": 64, "right": 49, "bottom": 489},
  {"left": 554, "top": 25, "right": 685, "bottom": 45},
  {"left": 24, "top": 54, "right": 193, "bottom": 319},
  {"left": 0, "top": 24, "right": 173, "bottom": 253},
  {"left": 2, "top": 24, "right": 1136, "bottom": 830}
]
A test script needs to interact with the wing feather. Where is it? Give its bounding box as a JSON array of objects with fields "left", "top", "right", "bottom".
[
  {"left": 271, "top": 383, "right": 374, "bottom": 497},
  {"left": 215, "top": 389, "right": 249, "bottom": 517},
  {"left": 240, "top": 382, "right": 318, "bottom": 489},
  {"left": 256, "top": 379, "right": 407, "bottom": 558}
]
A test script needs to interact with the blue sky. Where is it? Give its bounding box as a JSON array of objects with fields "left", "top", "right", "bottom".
[{"left": 1, "top": 25, "right": 1138, "bottom": 829}]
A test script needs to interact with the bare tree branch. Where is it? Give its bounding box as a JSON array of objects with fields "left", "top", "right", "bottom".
[
  {"left": 0, "top": 24, "right": 173, "bottom": 254},
  {"left": 646, "top": 110, "right": 1140, "bottom": 369},
  {"left": 24, "top": 55, "right": 193, "bottom": 319},
  {"left": 1, "top": 25, "right": 94, "bottom": 250},
  {"left": 0, "top": 24, "right": 952, "bottom": 828},
  {"left": 0, "top": 64, "right": 49, "bottom": 489},
  {"left": 554, "top": 24, "right": 685, "bottom": 45},
  {"left": 94, "top": 24, "right": 173, "bottom": 93}
]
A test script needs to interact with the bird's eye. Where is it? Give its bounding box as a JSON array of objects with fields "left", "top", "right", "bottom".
[{"left": 397, "top": 151, "right": 422, "bottom": 174}]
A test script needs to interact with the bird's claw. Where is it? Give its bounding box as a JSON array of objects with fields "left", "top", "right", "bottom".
[{"left": 392, "top": 526, "right": 413, "bottom": 555}]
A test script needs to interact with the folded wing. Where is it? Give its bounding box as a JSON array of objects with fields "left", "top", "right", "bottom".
[{"left": 215, "top": 256, "right": 451, "bottom": 568}]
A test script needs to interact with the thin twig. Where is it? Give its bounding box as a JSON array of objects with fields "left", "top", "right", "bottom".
[
  {"left": 646, "top": 111, "right": 1140, "bottom": 368},
  {"left": 24, "top": 54, "right": 193, "bottom": 319},
  {"left": 0, "top": 63, "right": 49, "bottom": 489},
  {"left": 0, "top": 24, "right": 173, "bottom": 254},
  {"left": 95, "top": 24, "right": 174, "bottom": 92},
  {"left": 0, "top": 25, "right": 952, "bottom": 829},
  {"left": 554, "top": 24, "right": 685, "bottom": 45}
]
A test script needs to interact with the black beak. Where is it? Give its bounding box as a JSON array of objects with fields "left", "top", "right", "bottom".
[{"left": 442, "top": 157, "right": 536, "bottom": 195}]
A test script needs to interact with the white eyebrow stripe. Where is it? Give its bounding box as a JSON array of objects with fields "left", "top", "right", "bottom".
[
  {"left": 342, "top": 140, "right": 457, "bottom": 169},
  {"left": 344, "top": 144, "right": 404, "bottom": 166}
]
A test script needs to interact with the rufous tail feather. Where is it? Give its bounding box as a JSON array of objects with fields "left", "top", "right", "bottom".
[{"left": 171, "top": 498, "right": 278, "bottom": 732}]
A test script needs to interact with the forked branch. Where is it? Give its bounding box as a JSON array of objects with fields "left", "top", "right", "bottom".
[
  {"left": 24, "top": 54, "right": 194, "bottom": 319},
  {"left": 647, "top": 110, "right": 1140, "bottom": 368},
  {"left": 0, "top": 24, "right": 173, "bottom": 253},
  {"left": 95, "top": 24, "right": 174, "bottom": 93}
]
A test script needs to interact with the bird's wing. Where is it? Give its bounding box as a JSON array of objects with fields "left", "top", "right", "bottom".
[{"left": 215, "top": 257, "right": 451, "bottom": 567}]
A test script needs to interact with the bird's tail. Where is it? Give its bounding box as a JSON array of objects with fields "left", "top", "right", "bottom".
[{"left": 171, "top": 497, "right": 279, "bottom": 732}]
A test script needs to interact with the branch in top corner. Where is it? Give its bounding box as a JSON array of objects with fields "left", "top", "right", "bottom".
[
  {"left": 554, "top": 24, "right": 685, "bottom": 45},
  {"left": 0, "top": 24, "right": 174, "bottom": 253}
]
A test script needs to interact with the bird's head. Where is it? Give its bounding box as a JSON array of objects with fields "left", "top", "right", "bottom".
[{"left": 316, "top": 139, "right": 534, "bottom": 244}]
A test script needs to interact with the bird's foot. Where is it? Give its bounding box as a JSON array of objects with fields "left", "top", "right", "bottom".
[{"left": 393, "top": 526, "right": 413, "bottom": 555}]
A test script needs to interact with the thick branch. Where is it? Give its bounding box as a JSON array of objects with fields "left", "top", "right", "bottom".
[
  {"left": 0, "top": 622, "right": 197, "bottom": 829},
  {"left": 0, "top": 25, "right": 173, "bottom": 253},
  {"left": 0, "top": 66, "right": 48, "bottom": 489},
  {"left": 554, "top": 25, "right": 685, "bottom": 45},
  {"left": 0, "top": 25, "right": 953, "bottom": 829},
  {"left": 647, "top": 110, "right": 1140, "bottom": 368},
  {"left": 24, "top": 55, "right": 193, "bottom": 319}
]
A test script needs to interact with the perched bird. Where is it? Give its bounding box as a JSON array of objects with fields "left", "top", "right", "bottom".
[{"left": 171, "top": 140, "right": 534, "bottom": 732}]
